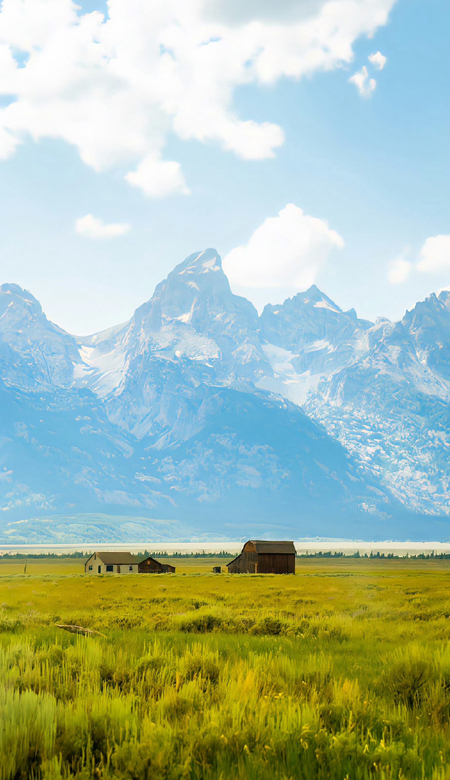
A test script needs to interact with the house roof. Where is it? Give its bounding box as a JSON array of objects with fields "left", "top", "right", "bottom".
[
  {"left": 247, "top": 540, "right": 296, "bottom": 554},
  {"left": 94, "top": 551, "right": 139, "bottom": 564}
]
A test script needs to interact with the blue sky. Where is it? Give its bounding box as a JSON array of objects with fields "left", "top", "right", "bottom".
[{"left": 0, "top": 0, "right": 448, "bottom": 334}]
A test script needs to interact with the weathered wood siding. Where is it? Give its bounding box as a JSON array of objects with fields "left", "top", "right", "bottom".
[
  {"left": 227, "top": 552, "right": 257, "bottom": 573},
  {"left": 227, "top": 544, "right": 295, "bottom": 574},
  {"left": 256, "top": 553, "right": 295, "bottom": 574},
  {"left": 138, "top": 558, "right": 163, "bottom": 573},
  {"left": 227, "top": 554, "right": 249, "bottom": 573},
  {"left": 138, "top": 558, "right": 175, "bottom": 574}
]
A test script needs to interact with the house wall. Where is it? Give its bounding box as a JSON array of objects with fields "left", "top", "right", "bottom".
[{"left": 85, "top": 554, "right": 138, "bottom": 574}]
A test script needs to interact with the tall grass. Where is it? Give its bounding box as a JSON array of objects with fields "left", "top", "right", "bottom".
[{"left": 2, "top": 559, "right": 450, "bottom": 777}]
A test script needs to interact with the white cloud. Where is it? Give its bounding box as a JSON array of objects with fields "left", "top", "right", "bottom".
[
  {"left": 388, "top": 256, "right": 411, "bottom": 284},
  {"left": 206, "top": 0, "right": 328, "bottom": 25},
  {"left": 222, "top": 203, "right": 344, "bottom": 308},
  {"left": 417, "top": 236, "right": 450, "bottom": 273},
  {"left": 0, "top": 0, "right": 397, "bottom": 196},
  {"left": 369, "top": 50, "right": 387, "bottom": 70},
  {"left": 125, "top": 156, "right": 190, "bottom": 198},
  {"left": 349, "top": 65, "right": 377, "bottom": 97},
  {"left": 75, "top": 214, "right": 131, "bottom": 239}
]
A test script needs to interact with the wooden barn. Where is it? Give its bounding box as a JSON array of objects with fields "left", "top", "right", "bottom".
[
  {"left": 85, "top": 551, "right": 139, "bottom": 574},
  {"left": 138, "top": 556, "right": 176, "bottom": 574},
  {"left": 227, "top": 540, "right": 296, "bottom": 574}
]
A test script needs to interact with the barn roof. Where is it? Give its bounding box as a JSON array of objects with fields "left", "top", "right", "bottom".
[
  {"left": 248, "top": 540, "right": 296, "bottom": 554},
  {"left": 95, "top": 551, "right": 139, "bottom": 564},
  {"left": 139, "top": 556, "right": 163, "bottom": 565}
]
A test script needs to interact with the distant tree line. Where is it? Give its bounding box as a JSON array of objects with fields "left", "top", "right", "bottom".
[
  {"left": 0, "top": 551, "right": 87, "bottom": 560},
  {"left": 0, "top": 550, "right": 234, "bottom": 560},
  {"left": 1, "top": 549, "right": 450, "bottom": 561},
  {"left": 296, "top": 550, "right": 450, "bottom": 559}
]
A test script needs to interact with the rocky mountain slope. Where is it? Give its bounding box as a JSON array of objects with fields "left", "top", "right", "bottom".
[
  {"left": 0, "top": 250, "right": 449, "bottom": 542},
  {"left": 258, "top": 287, "right": 450, "bottom": 514}
]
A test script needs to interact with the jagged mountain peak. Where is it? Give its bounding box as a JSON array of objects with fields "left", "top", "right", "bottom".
[
  {"left": 264, "top": 284, "right": 343, "bottom": 315},
  {"left": 156, "top": 248, "right": 227, "bottom": 302},
  {"left": 76, "top": 249, "right": 271, "bottom": 427},
  {"left": 172, "top": 248, "right": 222, "bottom": 276},
  {"left": 259, "top": 282, "right": 370, "bottom": 359},
  {"left": 0, "top": 282, "right": 80, "bottom": 392},
  {"left": 0, "top": 283, "right": 43, "bottom": 315},
  {"left": 398, "top": 288, "right": 450, "bottom": 381},
  {"left": 2, "top": 249, "right": 450, "bottom": 538},
  {"left": 403, "top": 289, "right": 450, "bottom": 328},
  {"left": 301, "top": 284, "right": 342, "bottom": 310},
  {"left": 131, "top": 247, "right": 257, "bottom": 333}
]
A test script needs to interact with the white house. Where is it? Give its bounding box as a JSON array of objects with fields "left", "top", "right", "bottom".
[{"left": 84, "top": 551, "right": 139, "bottom": 574}]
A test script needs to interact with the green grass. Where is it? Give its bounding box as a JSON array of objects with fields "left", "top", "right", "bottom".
[{"left": 2, "top": 558, "right": 450, "bottom": 778}]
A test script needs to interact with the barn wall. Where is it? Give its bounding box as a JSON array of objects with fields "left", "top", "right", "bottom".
[
  {"left": 138, "top": 558, "right": 176, "bottom": 573},
  {"left": 139, "top": 560, "right": 163, "bottom": 573},
  {"left": 227, "top": 552, "right": 257, "bottom": 573},
  {"left": 257, "top": 554, "right": 295, "bottom": 574},
  {"left": 244, "top": 552, "right": 257, "bottom": 573},
  {"left": 227, "top": 544, "right": 296, "bottom": 574},
  {"left": 227, "top": 554, "right": 247, "bottom": 573}
]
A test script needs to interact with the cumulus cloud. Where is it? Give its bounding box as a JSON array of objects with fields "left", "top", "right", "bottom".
[
  {"left": 125, "top": 156, "right": 190, "bottom": 198},
  {"left": 369, "top": 50, "right": 387, "bottom": 70},
  {"left": 206, "top": 0, "right": 328, "bottom": 25},
  {"left": 75, "top": 214, "right": 131, "bottom": 239},
  {"left": 388, "top": 256, "right": 411, "bottom": 284},
  {"left": 0, "top": 0, "right": 397, "bottom": 196},
  {"left": 349, "top": 65, "right": 377, "bottom": 97},
  {"left": 417, "top": 235, "right": 450, "bottom": 274},
  {"left": 222, "top": 204, "right": 344, "bottom": 308}
]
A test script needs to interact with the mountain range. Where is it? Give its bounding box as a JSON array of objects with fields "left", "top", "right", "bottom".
[{"left": 0, "top": 248, "right": 449, "bottom": 543}]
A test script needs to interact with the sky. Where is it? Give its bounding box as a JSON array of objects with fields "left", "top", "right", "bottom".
[{"left": 0, "top": 0, "right": 449, "bottom": 335}]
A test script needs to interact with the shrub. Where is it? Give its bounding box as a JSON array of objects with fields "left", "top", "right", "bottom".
[
  {"left": 173, "top": 610, "right": 224, "bottom": 633},
  {"left": 379, "top": 644, "right": 434, "bottom": 707}
]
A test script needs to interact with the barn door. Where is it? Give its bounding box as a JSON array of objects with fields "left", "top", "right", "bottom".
[{"left": 117, "top": 565, "right": 121, "bottom": 573}]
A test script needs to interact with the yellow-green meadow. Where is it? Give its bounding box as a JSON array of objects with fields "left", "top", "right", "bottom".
[{"left": 2, "top": 557, "right": 450, "bottom": 779}]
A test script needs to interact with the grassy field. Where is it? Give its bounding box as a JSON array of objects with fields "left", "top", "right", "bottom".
[{"left": 2, "top": 557, "right": 450, "bottom": 778}]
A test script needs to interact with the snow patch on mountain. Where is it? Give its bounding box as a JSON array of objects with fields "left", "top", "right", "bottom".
[{"left": 2, "top": 248, "right": 450, "bottom": 538}]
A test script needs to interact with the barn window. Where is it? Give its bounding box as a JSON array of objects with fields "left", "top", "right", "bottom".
[
  {"left": 129, "top": 566, "right": 133, "bottom": 571},
  {"left": 106, "top": 565, "right": 113, "bottom": 572},
  {"left": 88, "top": 565, "right": 93, "bottom": 571}
]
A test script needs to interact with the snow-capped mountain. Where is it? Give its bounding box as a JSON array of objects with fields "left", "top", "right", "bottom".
[
  {"left": 0, "top": 248, "right": 449, "bottom": 542},
  {"left": 259, "top": 287, "right": 450, "bottom": 515},
  {"left": 75, "top": 249, "right": 271, "bottom": 443},
  {"left": 0, "top": 283, "right": 81, "bottom": 391}
]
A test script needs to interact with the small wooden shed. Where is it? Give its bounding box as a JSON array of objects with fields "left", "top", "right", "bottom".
[
  {"left": 138, "top": 556, "right": 175, "bottom": 574},
  {"left": 227, "top": 540, "right": 296, "bottom": 574},
  {"left": 85, "top": 551, "right": 139, "bottom": 574}
]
